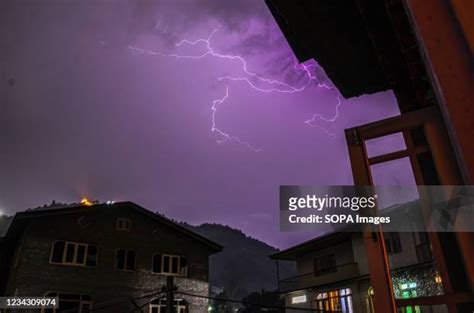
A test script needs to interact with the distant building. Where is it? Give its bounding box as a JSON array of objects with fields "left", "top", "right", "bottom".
[
  {"left": 271, "top": 231, "right": 441, "bottom": 313},
  {"left": 0, "top": 202, "right": 222, "bottom": 312}
]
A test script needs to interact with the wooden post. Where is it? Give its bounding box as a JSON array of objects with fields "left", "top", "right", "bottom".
[{"left": 345, "top": 128, "right": 397, "bottom": 313}]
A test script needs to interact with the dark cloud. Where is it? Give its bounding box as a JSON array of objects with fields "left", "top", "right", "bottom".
[{"left": 0, "top": 0, "right": 400, "bottom": 248}]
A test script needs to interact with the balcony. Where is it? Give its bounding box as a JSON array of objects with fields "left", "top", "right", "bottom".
[{"left": 279, "top": 262, "right": 360, "bottom": 293}]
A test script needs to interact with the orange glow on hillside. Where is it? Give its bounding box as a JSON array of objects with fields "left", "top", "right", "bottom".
[{"left": 80, "top": 197, "right": 93, "bottom": 206}]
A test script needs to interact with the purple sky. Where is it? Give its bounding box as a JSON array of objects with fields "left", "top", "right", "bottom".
[{"left": 0, "top": 0, "right": 401, "bottom": 248}]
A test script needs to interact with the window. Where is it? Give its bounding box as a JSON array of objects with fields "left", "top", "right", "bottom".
[
  {"left": 313, "top": 288, "right": 353, "bottom": 313},
  {"left": 42, "top": 293, "right": 91, "bottom": 313},
  {"left": 116, "top": 218, "right": 132, "bottom": 231},
  {"left": 385, "top": 232, "right": 402, "bottom": 254},
  {"left": 152, "top": 254, "right": 187, "bottom": 276},
  {"left": 50, "top": 241, "right": 98, "bottom": 267},
  {"left": 314, "top": 254, "right": 337, "bottom": 275},
  {"left": 344, "top": 93, "right": 460, "bottom": 311},
  {"left": 149, "top": 298, "right": 187, "bottom": 313},
  {"left": 115, "top": 249, "right": 136, "bottom": 271},
  {"left": 399, "top": 282, "right": 421, "bottom": 313},
  {"left": 414, "top": 232, "right": 432, "bottom": 263}
]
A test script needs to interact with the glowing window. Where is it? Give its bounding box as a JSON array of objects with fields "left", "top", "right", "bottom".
[{"left": 313, "top": 288, "right": 353, "bottom": 313}]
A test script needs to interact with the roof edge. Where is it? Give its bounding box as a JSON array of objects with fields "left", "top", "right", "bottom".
[
  {"left": 269, "top": 232, "right": 350, "bottom": 260},
  {"left": 8, "top": 201, "right": 223, "bottom": 254}
]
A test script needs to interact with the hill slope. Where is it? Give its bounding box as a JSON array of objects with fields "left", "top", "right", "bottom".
[{"left": 184, "top": 223, "right": 295, "bottom": 299}]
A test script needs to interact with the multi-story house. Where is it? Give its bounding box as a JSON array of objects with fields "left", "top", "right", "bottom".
[
  {"left": 0, "top": 201, "right": 222, "bottom": 312},
  {"left": 271, "top": 231, "right": 441, "bottom": 313}
]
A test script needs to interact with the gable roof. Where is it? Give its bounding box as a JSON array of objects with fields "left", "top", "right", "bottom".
[{"left": 4, "top": 201, "right": 222, "bottom": 254}]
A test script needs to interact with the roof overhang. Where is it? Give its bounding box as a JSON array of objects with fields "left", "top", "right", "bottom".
[
  {"left": 265, "top": 0, "right": 391, "bottom": 98},
  {"left": 270, "top": 232, "right": 352, "bottom": 261}
]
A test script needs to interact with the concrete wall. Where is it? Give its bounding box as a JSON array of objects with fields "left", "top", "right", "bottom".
[
  {"left": 296, "top": 241, "right": 355, "bottom": 276},
  {"left": 283, "top": 289, "right": 312, "bottom": 313},
  {"left": 4, "top": 205, "right": 212, "bottom": 312},
  {"left": 352, "top": 231, "right": 428, "bottom": 275},
  {"left": 387, "top": 232, "right": 420, "bottom": 269},
  {"left": 351, "top": 232, "right": 369, "bottom": 275}
]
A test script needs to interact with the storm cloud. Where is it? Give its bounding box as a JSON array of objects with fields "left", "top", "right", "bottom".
[{"left": 0, "top": 0, "right": 400, "bottom": 248}]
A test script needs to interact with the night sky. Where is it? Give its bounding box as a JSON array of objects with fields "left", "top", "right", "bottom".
[{"left": 0, "top": 0, "right": 401, "bottom": 248}]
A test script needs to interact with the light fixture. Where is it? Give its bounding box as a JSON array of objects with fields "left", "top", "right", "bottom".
[{"left": 291, "top": 295, "right": 307, "bottom": 304}]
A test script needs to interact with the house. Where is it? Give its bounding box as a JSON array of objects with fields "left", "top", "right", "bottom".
[
  {"left": 265, "top": 0, "right": 474, "bottom": 311},
  {"left": 270, "top": 231, "right": 441, "bottom": 313},
  {"left": 0, "top": 201, "right": 222, "bottom": 312}
]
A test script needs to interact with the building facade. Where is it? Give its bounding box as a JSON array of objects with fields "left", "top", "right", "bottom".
[
  {"left": 271, "top": 231, "right": 443, "bottom": 313},
  {"left": 0, "top": 202, "right": 222, "bottom": 312}
]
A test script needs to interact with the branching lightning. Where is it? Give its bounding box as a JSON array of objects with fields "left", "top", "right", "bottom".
[
  {"left": 128, "top": 27, "right": 341, "bottom": 151},
  {"left": 304, "top": 94, "right": 342, "bottom": 138},
  {"left": 210, "top": 84, "right": 262, "bottom": 151}
]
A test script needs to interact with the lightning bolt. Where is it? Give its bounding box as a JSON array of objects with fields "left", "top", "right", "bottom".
[
  {"left": 128, "top": 26, "right": 341, "bottom": 151},
  {"left": 210, "top": 84, "right": 263, "bottom": 151},
  {"left": 304, "top": 94, "right": 342, "bottom": 138}
]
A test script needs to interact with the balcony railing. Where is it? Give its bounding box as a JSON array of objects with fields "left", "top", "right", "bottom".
[{"left": 279, "top": 262, "right": 359, "bottom": 293}]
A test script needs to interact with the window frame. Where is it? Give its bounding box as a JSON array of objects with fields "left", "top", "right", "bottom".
[
  {"left": 344, "top": 106, "right": 466, "bottom": 310},
  {"left": 49, "top": 240, "right": 98, "bottom": 268},
  {"left": 114, "top": 248, "right": 137, "bottom": 272},
  {"left": 116, "top": 218, "right": 132, "bottom": 231},
  {"left": 151, "top": 253, "right": 188, "bottom": 277},
  {"left": 41, "top": 292, "right": 92, "bottom": 313},
  {"left": 313, "top": 288, "right": 353, "bottom": 313},
  {"left": 149, "top": 298, "right": 187, "bottom": 313}
]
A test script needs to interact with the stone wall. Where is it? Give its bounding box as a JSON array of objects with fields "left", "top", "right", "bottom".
[{"left": 4, "top": 204, "right": 215, "bottom": 312}]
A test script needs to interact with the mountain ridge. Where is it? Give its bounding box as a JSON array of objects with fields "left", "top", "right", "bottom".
[{"left": 183, "top": 222, "right": 295, "bottom": 299}]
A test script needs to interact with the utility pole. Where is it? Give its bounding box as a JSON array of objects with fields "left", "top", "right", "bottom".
[{"left": 165, "top": 276, "right": 175, "bottom": 313}]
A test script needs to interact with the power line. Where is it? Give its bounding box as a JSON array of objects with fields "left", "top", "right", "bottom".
[
  {"left": 60, "top": 289, "right": 165, "bottom": 313},
  {"left": 176, "top": 290, "right": 343, "bottom": 312},
  {"left": 127, "top": 294, "right": 164, "bottom": 313},
  {"left": 60, "top": 284, "right": 343, "bottom": 313}
]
